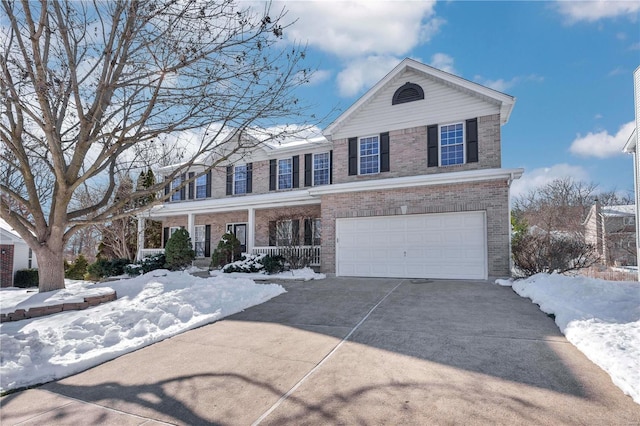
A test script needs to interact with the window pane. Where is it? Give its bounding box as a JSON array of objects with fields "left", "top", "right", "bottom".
[
  {"left": 171, "top": 177, "right": 182, "bottom": 201},
  {"left": 359, "top": 136, "right": 379, "bottom": 174},
  {"left": 313, "top": 152, "right": 330, "bottom": 186},
  {"left": 278, "top": 159, "right": 292, "bottom": 189},
  {"left": 276, "top": 220, "right": 292, "bottom": 246},
  {"left": 234, "top": 164, "right": 247, "bottom": 194},
  {"left": 194, "top": 225, "right": 205, "bottom": 257}
]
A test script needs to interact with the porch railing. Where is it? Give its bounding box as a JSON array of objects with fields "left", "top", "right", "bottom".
[
  {"left": 137, "top": 248, "right": 165, "bottom": 261},
  {"left": 252, "top": 246, "right": 321, "bottom": 266}
]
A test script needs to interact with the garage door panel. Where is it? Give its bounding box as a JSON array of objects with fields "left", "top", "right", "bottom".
[{"left": 336, "top": 212, "right": 487, "bottom": 279}]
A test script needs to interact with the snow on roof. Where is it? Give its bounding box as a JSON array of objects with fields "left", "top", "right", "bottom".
[
  {"left": 0, "top": 218, "right": 26, "bottom": 243},
  {"left": 603, "top": 205, "right": 636, "bottom": 217}
]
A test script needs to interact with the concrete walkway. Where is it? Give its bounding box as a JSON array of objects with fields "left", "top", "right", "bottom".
[{"left": 1, "top": 278, "right": 639, "bottom": 425}]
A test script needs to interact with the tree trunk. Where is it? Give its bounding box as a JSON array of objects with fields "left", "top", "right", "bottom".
[{"left": 35, "top": 246, "right": 66, "bottom": 292}]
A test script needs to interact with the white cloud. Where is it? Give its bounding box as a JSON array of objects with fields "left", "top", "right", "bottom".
[
  {"left": 569, "top": 121, "right": 635, "bottom": 158},
  {"left": 556, "top": 0, "right": 640, "bottom": 23},
  {"left": 630, "top": 42, "right": 640, "bottom": 50},
  {"left": 594, "top": 113, "right": 604, "bottom": 119},
  {"left": 336, "top": 55, "right": 402, "bottom": 97},
  {"left": 608, "top": 66, "right": 627, "bottom": 76},
  {"left": 306, "top": 69, "right": 332, "bottom": 86},
  {"left": 429, "top": 53, "right": 456, "bottom": 74},
  {"left": 511, "top": 164, "right": 590, "bottom": 198},
  {"left": 474, "top": 74, "right": 544, "bottom": 92},
  {"left": 280, "top": 1, "right": 439, "bottom": 58}
]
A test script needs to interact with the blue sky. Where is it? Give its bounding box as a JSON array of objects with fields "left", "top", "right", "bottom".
[{"left": 265, "top": 0, "right": 640, "bottom": 198}]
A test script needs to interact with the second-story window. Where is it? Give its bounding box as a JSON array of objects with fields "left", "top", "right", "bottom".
[
  {"left": 278, "top": 158, "right": 292, "bottom": 189},
  {"left": 313, "top": 153, "right": 330, "bottom": 186},
  {"left": 440, "top": 123, "right": 464, "bottom": 166},
  {"left": 234, "top": 164, "right": 247, "bottom": 194},
  {"left": 171, "top": 176, "right": 183, "bottom": 201},
  {"left": 195, "top": 175, "right": 207, "bottom": 199},
  {"left": 359, "top": 136, "right": 379, "bottom": 175}
]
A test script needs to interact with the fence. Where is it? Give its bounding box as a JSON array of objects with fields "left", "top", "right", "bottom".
[
  {"left": 252, "top": 246, "right": 321, "bottom": 266},
  {"left": 578, "top": 266, "right": 637, "bottom": 282}
]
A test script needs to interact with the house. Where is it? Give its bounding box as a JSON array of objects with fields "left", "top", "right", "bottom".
[
  {"left": 584, "top": 201, "right": 636, "bottom": 266},
  {"left": 138, "top": 58, "right": 524, "bottom": 280},
  {"left": 0, "top": 218, "right": 38, "bottom": 287},
  {"left": 622, "top": 65, "right": 640, "bottom": 276}
]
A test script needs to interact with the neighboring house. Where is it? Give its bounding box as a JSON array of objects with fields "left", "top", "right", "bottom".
[
  {"left": 138, "top": 58, "right": 523, "bottom": 280},
  {"left": 623, "top": 65, "right": 640, "bottom": 276},
  {"left": 0, "top": 218, "right": 37, "bottom": 287},
  {"left": 584, "top": 201, "right": 637, "bottom": 266}
]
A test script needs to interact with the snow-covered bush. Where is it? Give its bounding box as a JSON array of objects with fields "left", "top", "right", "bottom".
[
  {"left": 164, "top": 228, "right": 195, "bottom": 270},
  {"left": 124, "top": 253, "right": 166, "bottom": 276},
  {"left": 223, "top": 253, "right": 265, "bottom": 273},
  {"left": 87, "top": 258, "right": 130, "bottom": 279},
  {"left": 222, "top": 253, "right": 286, "bottom": 274}
]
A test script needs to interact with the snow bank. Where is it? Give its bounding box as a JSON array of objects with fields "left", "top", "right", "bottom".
[
  {"left": 211, "top": 267, "right": 326, "bottom": 281},
  {"left": 0, "top": 271, "right": 285, "bottom": 392},
  {"left": 496, "top": 274, "right": 640, "bottom": 404}
]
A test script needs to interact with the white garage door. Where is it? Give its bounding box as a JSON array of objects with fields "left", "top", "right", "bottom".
[{"left": 336, "top": 211, "right": 487, "bottom": 279}]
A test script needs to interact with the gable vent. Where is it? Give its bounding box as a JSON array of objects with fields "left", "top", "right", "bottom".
[{"left": 392, "top": 82, "right": 425, "bottom": 105}]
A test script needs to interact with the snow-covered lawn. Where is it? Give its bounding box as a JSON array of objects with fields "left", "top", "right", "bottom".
[
  {"left": 497, "top": 274, "right": 640, "bottom": 404},
  {"left": 0, "top": 270, "right": 288, "bottom": 393},
  {"left": 210, "top": 266, "right": 325, "bottom": 281}
]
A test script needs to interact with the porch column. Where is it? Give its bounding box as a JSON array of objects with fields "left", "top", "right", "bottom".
[
  {"left": 136, "top": 217, "right": 145, "bottom": 261},
  {"left": 247, "top": 207, "right": 255, "bottom": 253},
  {"left": 187, "top": 213, "right": 195, "bottom": 249}
]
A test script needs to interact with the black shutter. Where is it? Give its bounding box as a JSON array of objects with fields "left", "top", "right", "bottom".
[
  {"left": 348, "top": 137, "right": 358, "bottom": 175},
  {"left": 179, "top": 174, "right": 186, "bottom": 200},
  {"left": 188, "top": 172, "right": 194, "bottom": 199},
  {"left": 163, "top": 227, "right": 169, "bottom": 248},
  {"left": 427, "top": 125, "right": 439, "bottom": 167},
  {"left": 204, "top": 225, "right": 211, "bottom": 257},
  {"left": 269, "top": 159, "right": 276, "bottom": 190},
  {"left": 164, "top": 177, "right": 169, "bottom": 198},
  {"left": 205, "top": 170, "right": 212, "bottom": 198},
  {"left": 329, "top": 150, "right": 333, "bottom": 184},
  {"left": 269, "top": 221, "right": 276, "bottom": 246},
  {"left": 226, "top": 166, "right": 233, "bottom": 195},
  {"left": 304, "top": 219, "right": 312, "bottom": 245},
  {"left": 380, "top": 132, "right": 390, "bottom": 172},
  {"left": 304, "top": 153, "right": 312, "bottom": 187},
  {"left": 246, "top": 163, "right": 253, "bottom": 193},
  {"left": 466, "top": 118, "right": 478, "bottom": 163},
  {"left": 292, "top": 155, "right": 299, "bottom": 188},
  {"left": 292, "top": 219, "right": 300, "bottom": 245}
]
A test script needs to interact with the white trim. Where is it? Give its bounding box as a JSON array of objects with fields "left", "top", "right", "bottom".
[{"left": 309, "top": 168, "right": 524, "bottom": 196}]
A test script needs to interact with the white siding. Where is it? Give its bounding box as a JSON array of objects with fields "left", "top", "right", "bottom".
[{"left": 333, "top": 69, "right": 500, "bottom": 140}]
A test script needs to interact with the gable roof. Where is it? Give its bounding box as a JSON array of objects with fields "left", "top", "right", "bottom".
[
  {"left": 0, "top": 218, "right": 27, "bottom": 244},
  {"left": 324, "top": 58, "right": 516, "bottom": 138}
]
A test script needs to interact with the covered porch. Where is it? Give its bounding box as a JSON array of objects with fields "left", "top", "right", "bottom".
[{"left": 137, "top": 190, "right": 322, "bottom": 267}]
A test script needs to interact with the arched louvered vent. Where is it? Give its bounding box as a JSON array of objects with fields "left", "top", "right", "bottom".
[{"left": 392, "top": 82, "right": 424, "bottom": 105}]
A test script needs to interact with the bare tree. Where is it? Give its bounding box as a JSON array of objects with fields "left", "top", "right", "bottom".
[
  {"left": 268, "top": 207, "right": 321, "bottom": 269},
  {"left": 1, "top": 0, "right": 316, "bottom": 291}
]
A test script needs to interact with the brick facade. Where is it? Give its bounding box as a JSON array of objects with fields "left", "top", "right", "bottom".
[
  {"left": 1, "top": 245, "right": 14, "bottom": 287},
  {"left": 319, "top": 179, "right": 511, "bottom": 277}
]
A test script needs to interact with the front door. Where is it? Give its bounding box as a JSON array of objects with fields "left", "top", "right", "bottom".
[{"left": 227, "top": 223, "right": 247, "bottom": 252}]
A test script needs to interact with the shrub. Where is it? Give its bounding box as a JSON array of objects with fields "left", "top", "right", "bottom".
[
  {"left": 262, "top": 254, "right": 286, "bottom": 274},
  {"left": 512, "top": 232, "right": 600, "bottom": 277},
  {"left": 223, "top": 253, "right": 265, "bottom": 273},
  {"left": 210, "top": 232, "right": 241, "bottom": 268},
  {"left": 164, "top": 228, "right": 195, "bottom": 270},
  {"left": 87, "top": 258, "right": 131, "bottom": 280},
  {"left": 124, "top": 253, "right": 166, "bottom": 276},
  {"left": 65, "top": 255, "right": 89, "bottom": 279},
  {"left": 14, "top": 269, "right": 38, "bottom": 288},
  {"left": 221, "top": 253, "right": 286, "bottom": 274}
]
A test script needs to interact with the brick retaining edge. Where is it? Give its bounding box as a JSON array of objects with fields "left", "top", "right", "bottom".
[{"left": 0, "top": 291, "right": 117, "bottom": 323}]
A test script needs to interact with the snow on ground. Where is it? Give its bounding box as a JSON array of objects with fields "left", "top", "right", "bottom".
[
  {"left": 496, "top": 274, "right": 640, "bottom": 404},
  {"left": 0, "top": 270, "right": 285, "bottom": 393},
  {"left": 210, "top": 267, "right": 326, "bottom": 281}
]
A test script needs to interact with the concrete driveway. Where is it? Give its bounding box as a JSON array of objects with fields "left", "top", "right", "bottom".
[{"left": 1, "top": 278, "right": 639, "bottom": 425}]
